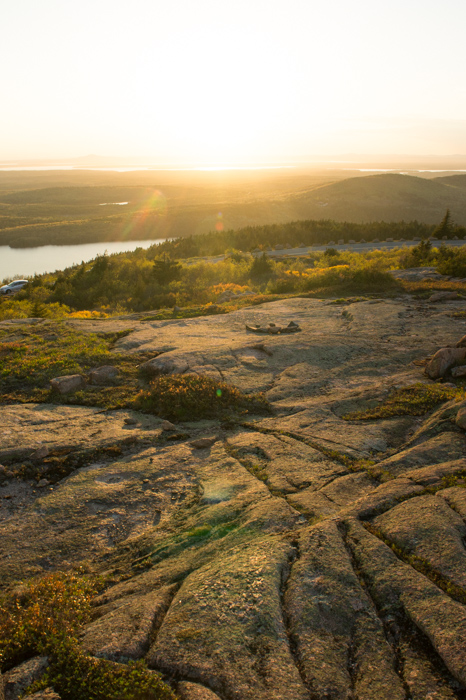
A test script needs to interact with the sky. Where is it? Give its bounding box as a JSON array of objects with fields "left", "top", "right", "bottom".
[{"left": 2, "top": 0, "right": 466, "bottom": 163}]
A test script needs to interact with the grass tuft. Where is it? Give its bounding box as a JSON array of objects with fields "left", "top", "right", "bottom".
[
  {"left": 343, "top": 382, "right": 460, "bottom": 420},
  {"left": 136, "top": 374, "right": 271, "bottom": 422}
]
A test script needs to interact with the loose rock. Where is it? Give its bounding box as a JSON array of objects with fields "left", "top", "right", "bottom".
[
  {"left": 451, "top": 365, "right": 466, "bottom": 377},
  {"left": 189, "top": 437, "right": 217, "bottom": 449},
  {"left": 425, "top": 347, "right": 466, "bottom": 379},
  {"left": 161, "top": 420, "right": 177, "bottom": 431},
  {"left": 140, "top": 356, "right": 189, "bottom": 376},
  {"left": 3, "top": 657, "right": 49, "bottom": 700},
  {"left": 456, "top": 406, "right": 466, "bottom": 430},
  {"left": 49, "top": 374, "right": 85, "bottom": 394},
  {"left": 428, "top": 291, "right": 461, "bottom": 302},
  {"left": 89, "top": 365, "right": 119, "bottom": 385},
  {"left": 31, "top": 445, "right": 49, "bottom": 460}
]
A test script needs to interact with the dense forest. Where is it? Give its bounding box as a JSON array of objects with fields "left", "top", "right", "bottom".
[{"left": 1, "top": 216, "right": 466, "bottom": 321}]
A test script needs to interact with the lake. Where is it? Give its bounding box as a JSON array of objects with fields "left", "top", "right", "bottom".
[{"left": 0, "top": 239, "right": 167, "bottom": 282}]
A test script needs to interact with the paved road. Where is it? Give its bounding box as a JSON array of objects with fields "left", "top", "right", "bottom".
[
  {"left": 172, "top": 238, "right": 466, "bottom": 266},
  {"left": 263, "top": 238, "right": 466, "bottom": 257}
]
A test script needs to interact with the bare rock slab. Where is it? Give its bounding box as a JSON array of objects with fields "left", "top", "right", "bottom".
[
  {"left": 345, "top": 518, "right": 466, "bottom": 687},
  {"left": 374, "top": 494, "right": 466, "bottom": 589},
  {"left": 81, "top": 585, "right": 178, "bottom": 661},
  {"left": 147, "top": 537, "right": 308, "bottom": 700},
  {"left": 285, "top": 521, "right": 405, "bottom": 700}
]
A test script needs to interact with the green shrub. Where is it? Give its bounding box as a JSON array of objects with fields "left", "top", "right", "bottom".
[
  {"left": 0, "top": 572, "right": 176, "bottom": 700},
  {"left": 136, "top": 375, "right": 271, "bottom": 421},
  {"left": 436, "top": 246, "right": 466, "bottom": 278},
  {"left": 249, "top": 253, "right": 274, "bottom": 279},
  {"left": 400, "top": 239, "right": 434, "bottom": 268},
  {"left": 0, "top": 571, "right": 98, "bottom": 671},
  {"left": 37, "top": 648, "right": 175, "bottom": 700}
]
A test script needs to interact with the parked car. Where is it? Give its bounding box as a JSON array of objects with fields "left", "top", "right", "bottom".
[{"left": 0, "top": 279, "right": 28, "bottom": 295}]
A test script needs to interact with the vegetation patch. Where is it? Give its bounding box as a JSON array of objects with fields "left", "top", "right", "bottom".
[
  {"left": 0, "top": 323, "right": 147, "bottom": 408},
  {"left": 136, "top": 375, "right": 271, "bottom": 421},
  {"left": 0, "top": 571, "right": 175, "bottom": 700},
  {"left": 4, "top": 218, "right": 466, "bottom": 320},
  {"left": 343, "top": 382, "right": 459, "bottom": 420},
  {"left": 0, "top": 324, "right": 132, "bottom": 391}
]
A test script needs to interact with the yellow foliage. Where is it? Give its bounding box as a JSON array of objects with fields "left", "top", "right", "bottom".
[
  {"left": 209, "top": 283, "right": 249, "bottom": 295},
  {"left": 68, "top": 310, "right": 108, "bottom": 319}
]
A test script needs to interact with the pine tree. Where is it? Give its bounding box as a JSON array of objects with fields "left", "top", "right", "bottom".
[{"left": 433, "top": 209, "right": 453, "bottom": 238}]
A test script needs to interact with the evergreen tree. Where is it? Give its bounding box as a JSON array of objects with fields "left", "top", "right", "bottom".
[
  {"left": 153, "top": 257, "right": 181, "bottom": 285},
  {"left": 433, "top": 209, "right": 454, "bottom": 238}
]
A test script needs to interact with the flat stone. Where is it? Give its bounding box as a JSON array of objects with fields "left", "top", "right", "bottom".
[
  {"left": 81, "top": 585, "right": 177, "bottom": 661},
  {"left": 4, "top": 296, "right": 466, "bottom": 697},
  {"left": 346, "top": 518, "right": 466, "bottom": 687},
  {"left": 147, "top": 538, "right": 308, "bottom": 700},
  {"left": 376, "top": 434, "right": 466, "bottom": 477},
  {"left": 285, "top": 521, "right": 405, "bottom": 700}
]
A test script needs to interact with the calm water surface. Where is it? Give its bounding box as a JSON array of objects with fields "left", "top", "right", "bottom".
[{"left": 0, "top": 239, "right": 166, "bottom": 282}]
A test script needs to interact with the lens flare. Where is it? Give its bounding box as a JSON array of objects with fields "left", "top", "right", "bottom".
[
  {"left": 215, "top": 211, "right": 224, "bottom": 232},
  {"left": 120, "top": 189, "right": 168, "bottom": 240},
  {"left": 216, "top": 389, "right": 222, "bottom": 397}
]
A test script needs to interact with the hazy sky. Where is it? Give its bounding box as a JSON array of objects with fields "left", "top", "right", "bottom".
[{"left": 2, "top": 0, "right": 466, "bottom": 163}]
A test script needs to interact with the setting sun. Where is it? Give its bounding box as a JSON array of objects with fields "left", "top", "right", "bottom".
[{"left": 2, "top": 0, "right": 466, "bottom": 162}]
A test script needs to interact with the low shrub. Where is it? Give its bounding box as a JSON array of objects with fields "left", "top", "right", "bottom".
[
  {"left": 0, "top": 571, "right": 98, "bottom": 671},
  {"left": 0, "top": 572, "right": 176, "bottom": 700},
  {"left": 302, "top": 265, "right": 399, "bottom": 294},
  {"left": 436, "top": 246, "right": 466, "bottom": 278},
  {"left": 136, "top": 374, "right": 271, "bottom": 421}
]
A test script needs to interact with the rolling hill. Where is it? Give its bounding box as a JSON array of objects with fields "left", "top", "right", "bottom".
[
  {"left": 289, "top": 173, "right": 466, "bottom": 224},
  {"left": 1, "top": 169, "right": 466, "bottom": 247}
]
